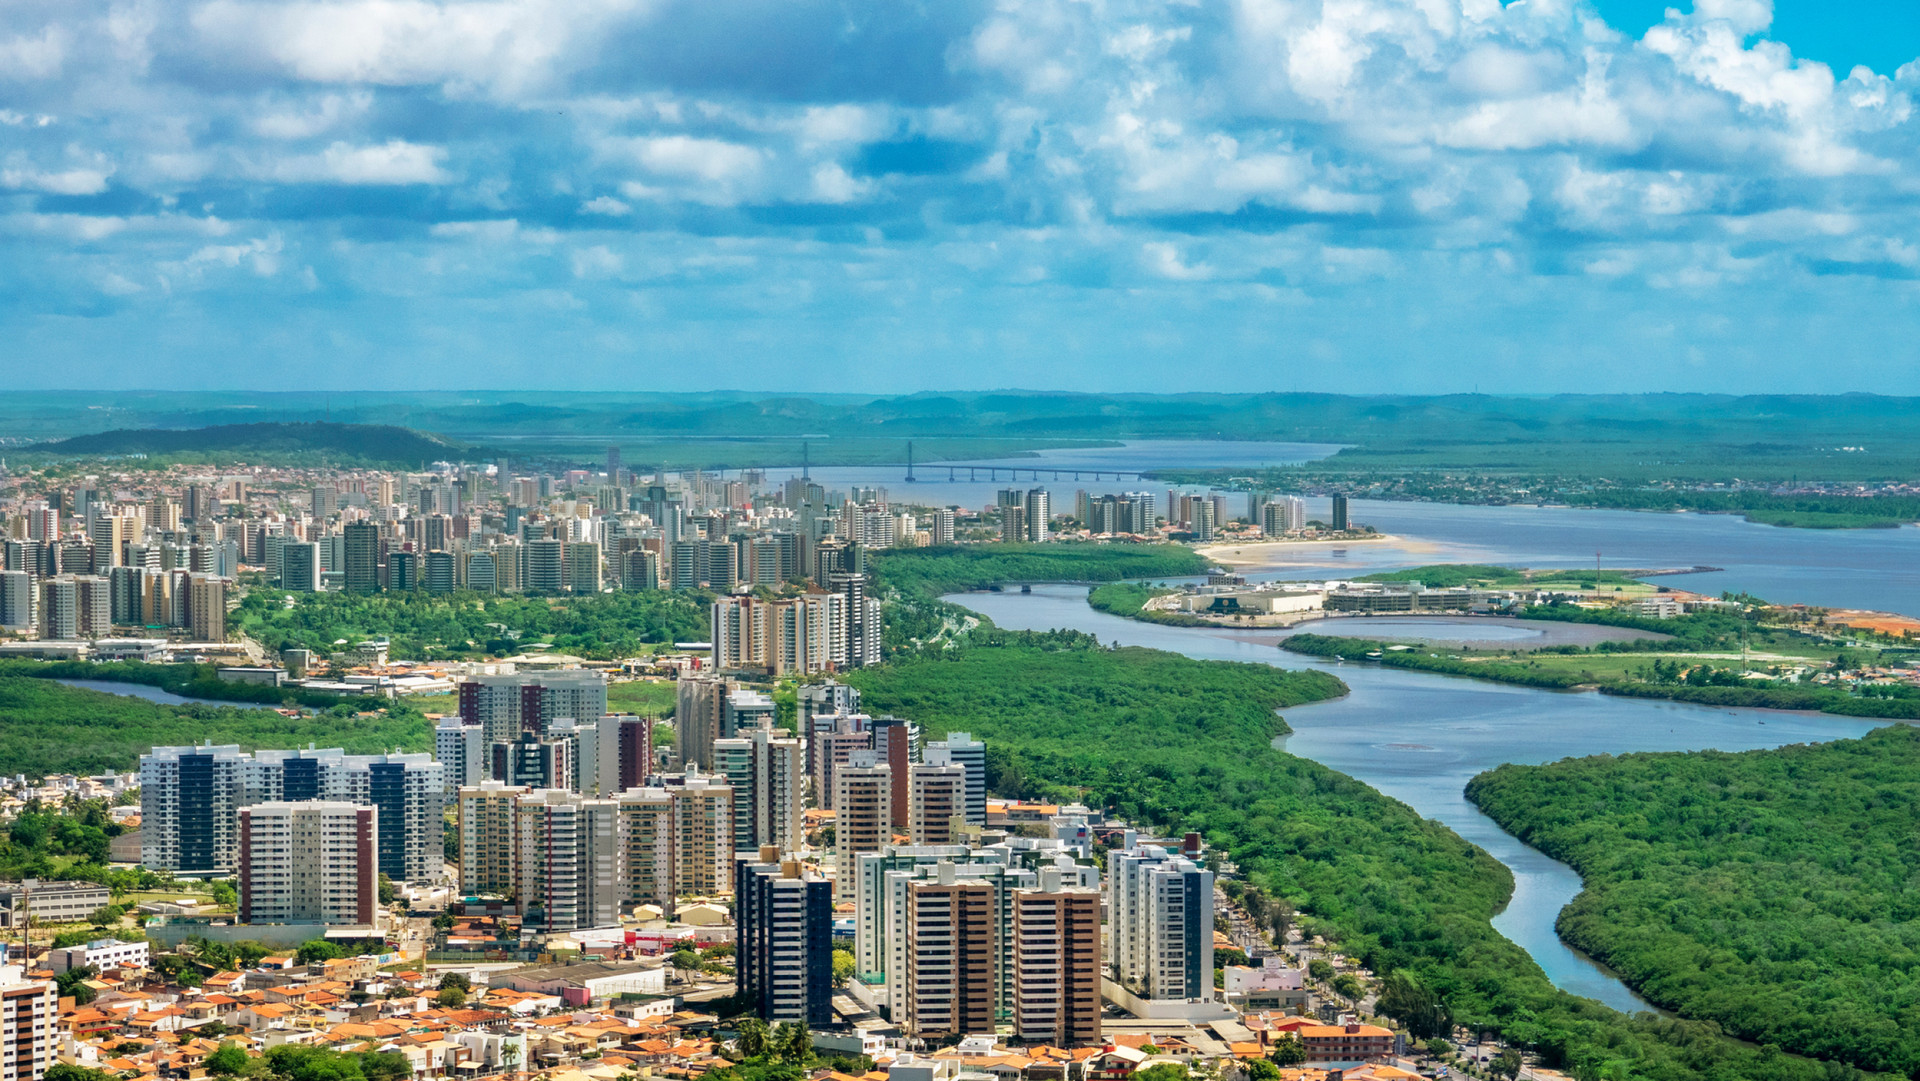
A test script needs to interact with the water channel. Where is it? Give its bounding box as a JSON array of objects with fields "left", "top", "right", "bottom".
[
  {"left": 53, "top": 678, "right": 275, "bottom": 709},
  {"left": 948, "top": 585, "right": 1887, "bottom": 1015}
]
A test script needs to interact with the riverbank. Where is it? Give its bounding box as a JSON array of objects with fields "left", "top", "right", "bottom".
[
  {"left": 1280, "top": 632, "right": 1920, "bottom": 720},
  {"left": 950, "top": 584, "right": 1868, "bottom": 1079}
]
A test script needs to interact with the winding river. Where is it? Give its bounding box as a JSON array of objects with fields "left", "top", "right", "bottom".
[{"left": 947, "top": 585, "right": 1885, "bottom": 1015}]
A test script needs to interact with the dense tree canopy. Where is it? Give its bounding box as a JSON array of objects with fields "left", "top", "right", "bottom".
[{"left": 1470, "top": 726, "right": 1920, "bottom": 1076}]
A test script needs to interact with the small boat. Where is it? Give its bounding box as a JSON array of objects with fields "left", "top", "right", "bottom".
[
  {"left": 1365, "top": 651, "right": 1385, "bottom": 660},
  {"left": 1021, "top": 584, "right": 1032, "bottom": 593}
]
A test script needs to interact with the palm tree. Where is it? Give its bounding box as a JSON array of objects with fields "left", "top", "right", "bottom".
[
  {"left": 734, "top": 1017, "right": 770, "bottom": 1059},
  {"left": 499, "top": 1038, "right": 521, "bottom": 1080},
  {"left": 773, "top": 1021, "right": 811, "bottom": 1063}
]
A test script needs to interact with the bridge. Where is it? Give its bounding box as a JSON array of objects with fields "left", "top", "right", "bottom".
[{"left": 929, "top": 465, "right": 1153, "bottom": 483}]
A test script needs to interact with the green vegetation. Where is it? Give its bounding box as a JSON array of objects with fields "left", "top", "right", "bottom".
[
  {"left": 608, "top": 680, "right": 677, "bottom": 716},
  {"left": 3, "top": 800, "right": 124, "bottom": 883},
  {"left": 0, "top": 676, "right": 429, "bottom": 776},
  {"left": 846, "top": 627, "right": 1854, "bottom": 1080},
  {"left": 1282, "top": 628, "right": 1920, "bottom": 721},
  {"left": 233, "top": 588, "right": 712, "bottom": 660},
  {"left": 1360, "top": 565, "right": 1650, "bottom": 590},
  {"left": 857, "top": 546, "right": 1875, "bottom": 1079},
  {"left": 1468, "top": 726, "right": 1920, "bottom": 1076},
  {"left": 873, "top": 543, "right": 1209, "bottom": 597},
  {"left": 31, "top": 422, "right": 466, "bottom": 467},
  {"left": 1086, "top": 582, "right": 1211, "bottom": 626},
  {"left": 0, "top": 658, "right": 387, "bottom": 711}
]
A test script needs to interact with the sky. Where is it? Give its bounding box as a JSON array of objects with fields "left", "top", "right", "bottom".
[{"left": 4, "top": 0, "right": 1920, "bottom": 394}]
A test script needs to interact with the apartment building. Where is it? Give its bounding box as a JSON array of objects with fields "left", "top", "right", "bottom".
[
  {"left": 908, "top": 764, "right": 967, "bottom": 845},
  {"left": 903, "top": 866, "right": 997, "bottom": 1037},
  {"left": 834, "top": 754, "right": 892, "bottom": 879},
  {"left": 735, "top": 849, "right": 833, "bottom": 1027},
  {"left": 516, "top": 789, "right": 623, "bottom": 933},
  {"left": 925, "top": 733, "right": 986, "bottom": 826},
  {"left": 1011, "top": 880, "right": 1102, "bottom": 1045},
  {"left": 458, "top": 782, "right": 528, "bottom": 896},
  {"left": 0, "top": 964, "right": 58, "bottom": 1081},
  {"left": 237, "top": 801, "right": 378, "bottom": 927},
  {"left": 1108, "top": 844, "right": 1214, "bottom": 1002},
  {"left": 457, "top": 671, "right": 609, "bottom": 750},
  {"left": 713, "top": 726, "right": 804, "bottom": 857}
]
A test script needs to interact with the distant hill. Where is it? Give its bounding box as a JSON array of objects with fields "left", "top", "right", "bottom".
[{"left": 32, "top": 422, "right": 467, "bottom": 464}]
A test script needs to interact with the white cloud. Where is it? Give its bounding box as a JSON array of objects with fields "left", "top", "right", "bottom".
[
  {"left": 262, "top": 140, "right": 449, "bottom": 184},
  {"left": 581, "top": 195, "right": 630, "bottom": 216},
  {"left": 0, "top": 26, "right": 66, "bottom": 80},
  {"left": 2, "top": 164, "right": 113, "bottom": 195}
]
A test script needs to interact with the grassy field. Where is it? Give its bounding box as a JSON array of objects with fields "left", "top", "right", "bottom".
[{"left": 609, "top": 680, "right": 676, "bottom": 716}]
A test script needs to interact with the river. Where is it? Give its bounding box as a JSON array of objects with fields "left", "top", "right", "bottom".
[
  {"left": 947, "top": 585, "right": 1886, "bottom": 1015},
  {"left": 53, "top": 678, "right": 275, "bottom": 709}
]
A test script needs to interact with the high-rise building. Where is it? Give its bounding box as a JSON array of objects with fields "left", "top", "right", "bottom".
[
  {"left": 491, "top": 734, "right": 573, "bottom": 791},
  {"left": 735, "top": 848, "right": 834, "bottom": 1026},
  {"left": 623, "top": 548, "right": 660, "bottom": 590},
  {"left": 524, "top": 538, "right": 565, "bottom": 594},
  {"left": 871, "top": 716, "right": 921, "bottom": 828},
  {"left": 1261, "top": 496, "right": 1307, "bottom": 536},
  {"left": 238, "top": 801, "right": 378, "bottom": 927},
  {"left": 834, "top": 753, "right": 892, "bottom": 876},
  {"left": 615, "top": 788, "right": 676, "bottom": 915},
  {"left": 663, "top": 771, "right": 735, "bottom": 896},
  {"left": 1024, "top": 489, "right": 1051, "bottom": 543},
  {"left": 813, "top": 722, "right": 872, "bottom": 810},
  {"left": 908, "top": 764, "right": 967, "bottom": 845},
  {"left": 188, "top": 574, "right": 227, "bottom": 642},
  {"left": 1109, "top": 844, "right": 1214, "bottom": 1002},
  {"left": 465, "top": 550, "right": 498, "bottom": 593},
  {"left": 36, "top": 574, "right": 108, "bottom": 640},
  {"left": 614, "top": 714, "right": 655, "bottom": 793},
  {"left": 341, "top": 753, "right": 446, "bottom": 884},
  {"left": 904, "top": 866, "right": 998, "bottom": 1037},
  {"left": 931, "top": 508, "right": 956, "bottom": 546},
  {"left": 1190, "top": 498, "right": 1215, "bottom": 542},
  {"left": 458, "top": 671, "right": 608, "bottom": 750},
  {"left": 926, "top": 732, "right": 987, "bottom": 827},
  {"left": 714, "top": 726, "right": 805, "bottom": 857},
  {"left": 458, "top": 782, "right": 528, "bottom": 896},
  {"left": 828, "top": 572, "right": 880, "bottom": 669},
  {"left": 424, "top": 550, "right": 456, "bottom": 593},
  {"left": 140, "top": 744, "right": 251, "bottom": 874},
  {"left": 0, "top": 961, "right": 59, "bottom": 1081},
  {"left": 343, "top": 521, "right": 382, "bottom": 593},
  {"left": 566, "top": 541, "right": 602, "bottom": 594},
  {"left": 1331, "top": 493, "right": 1351, "bottom": 531},
  {"left": 674, "top": 678, "right": 731, "bottom": 771},
  {"left": 387, "top": 549, "right": 418, "bottom": 591},
  {"left": 280, "top": 541, "right": 320, "bottom": 591},
  {"left": 0, "top": 571, "right": 31, "bottom": 630},
  {"left": 516, "top": 789, "right": 623, "bottom": 932},
  {"left": 436, "top": 718, "right": 487, "bottom": 792},
  {"left": 1011, "top": 878, "right": 1103, "bottom": 1045},
  {"left": 999, "top": 504, "right": 1026, "bottom": 543}
]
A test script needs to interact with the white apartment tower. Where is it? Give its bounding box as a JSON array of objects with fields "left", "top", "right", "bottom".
[{"left": 238, "top": 801, "right": 378, "bottom": 927}]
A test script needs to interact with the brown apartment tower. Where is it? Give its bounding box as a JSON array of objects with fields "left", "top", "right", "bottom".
[
  {"left": 1013, "top": 887, "right": 1103, "bottom": 1046},
  {"left": 905, "top": 866, "right": 998, "bottom": 1037}
]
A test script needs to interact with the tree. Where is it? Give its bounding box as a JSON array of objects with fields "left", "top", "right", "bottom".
[
  {"left": 671, "top": 948, "right": 701, "bottom": 970},
  {"left": 1378, "top": 971, "right": 1454, "bottom": 1041},
  {"left": 1492, "top": 1049, "right": 1523, "bottom": 1081},
  {"left": 734, "top": 1017, "right": 771, "bottom": 1059},
  {"left": 205, "top": 1042, "right": 250, "bottom": 1076},
  {"left": 435, "top": 986, "right": 467, "bottom": 1009},
  {"left": 296, "top": 939, "right": 341, "bottom": 964},
  {"left": 45, "top": 1066, "right": 118, "bottom": 1081},
  {"left": 208, "top": 881, "right": 237, "bottom": 908},
  {"left": 378, "top": 874, "right": 398, "bottom": 905},
  {"left": 87, "top": 904, "right": 123, "bottom": 928},
  {"left": 438, "top": 971, "right": 472, "bottom": 993},
  {"left": 1245, "top": 1059, "right": 1281, "bottom": 1081},
  {"left": 1268, "top": 1036, "right": 1307, "bottom": 1067},
  {"left": 55, "top": 966, "right": 98, "bottom": 1005},
  {"left": 773, "top": 1020, "right": 812, "bottom": 1062},
  {"left": 1134, "top": 1066, "right": 1190, "bottom": 1081},
  {"left": 1307, "top": 959, "right": 1334, "bottom": 982},
  {"left": 831, "top": 948, "right": 856, "bottom": 988},
  {"left": 1331, "top": 973, "right": 1366, "bottom": 1003}
]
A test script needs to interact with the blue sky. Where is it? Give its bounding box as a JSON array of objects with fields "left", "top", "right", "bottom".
[{"left": 3, "top": 0, "right": 1919, "bottom": 393}]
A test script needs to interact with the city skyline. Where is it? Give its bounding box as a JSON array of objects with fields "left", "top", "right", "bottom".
[{"left": 4, "top": 1, "right": 1920, "bottom": 393}]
